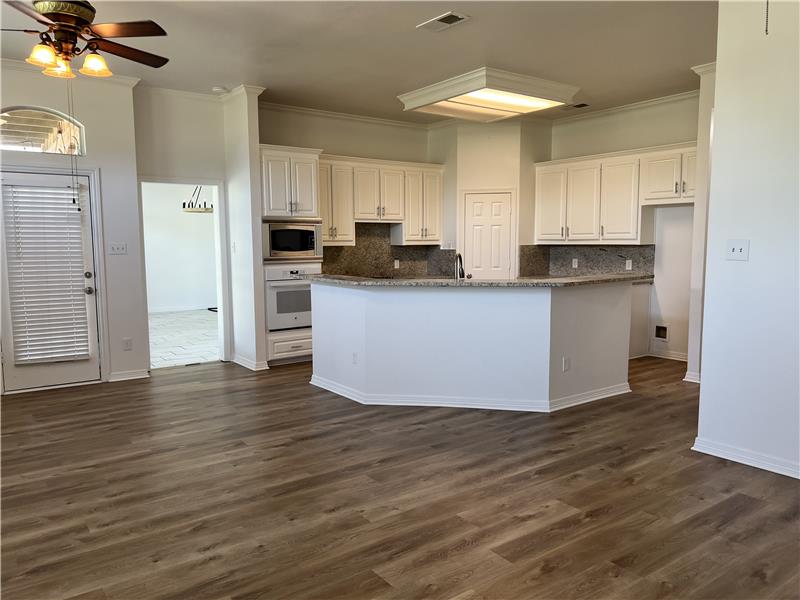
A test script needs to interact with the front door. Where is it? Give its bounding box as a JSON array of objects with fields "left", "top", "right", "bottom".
[
  {"left": 464, "top": 192, "right": 512, "bottom": 280},
  {"left": 1, "top": 171, "right": 101, "bottom": 392}
]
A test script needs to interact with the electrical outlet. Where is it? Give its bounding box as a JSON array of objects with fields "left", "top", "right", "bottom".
[
  {"left": 725, "top": 239, "right": 750, "bottom": 261},
  {"left": 625, "top": 259, "right": 633, "bottom": 271},
  {"left": 562, "top": 356, "right": 570, "bottom": 372},
  {"left": 122, "top": 337, "right": 133, "bottom": 351},
  {"left": 394, "top": 259, "right": 400, "bottom": 269},
  {"left": 572, "top": 258, "right": 579, "bottom": 269},
  {"left": 352, "top": 352, "right": 358, "bottom": 365},
  {"left": 109, "top": 243, "right": 127, "bottom": 255}
]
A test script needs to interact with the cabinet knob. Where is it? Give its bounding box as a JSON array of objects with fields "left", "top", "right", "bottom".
[{"left": 674, "top": 181, "right": 678, "bottom": 194}]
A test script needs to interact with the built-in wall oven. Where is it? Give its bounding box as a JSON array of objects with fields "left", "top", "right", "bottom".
[
  {"left": 263, "top": 222, "right": 322, "bottom": 261},
  {"left": 265, "top": 263, "right": 321, "bottom": 331}
]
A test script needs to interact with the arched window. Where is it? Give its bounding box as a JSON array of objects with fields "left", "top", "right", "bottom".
[{"left": 0, "top": 106, "right": 85, "bottom": 156}]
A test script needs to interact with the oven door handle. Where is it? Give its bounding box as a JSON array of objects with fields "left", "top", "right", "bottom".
[{"left": 267, "top": 281, "right": 311, "bottom": 288}]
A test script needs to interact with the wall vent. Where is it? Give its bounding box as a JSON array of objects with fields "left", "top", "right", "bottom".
[
  {"left": 417, "top": 12, "right": 470, "bottom": 32},
  {"left": 654, "top": 325, "right": 669, "bottom": 341},
  {"left": 560, "top": 103, "right": 590, "bottom": 111}
]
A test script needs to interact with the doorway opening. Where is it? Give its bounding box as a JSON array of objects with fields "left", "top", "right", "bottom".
[{"left": 141, "top": 182, "right": 224, "bottom": 369}]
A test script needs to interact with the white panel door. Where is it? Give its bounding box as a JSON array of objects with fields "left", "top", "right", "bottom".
[
  {"left": 353, "top": 166, "right": 381, "bottom": 220},
  {"left": 422, "top": 170, "right": 442, "bottom": 241},
  {"left": 291, "top": 156, "right": 318, "bottom": 217},
  {"left": 331, "top": 164, "right": 355, "bottom": 242},
  {"left": 318, "top": 163, "right": 333, "bottom": 242},
  {"left": 600, "top": 157, "right": 639, "bottom": 240},
  {"left": 535, "top": 166, "right": 567, "bottom": 241},
  {"left": 404, "top": 169, "right": 424, "bottom": 240},
  {"left": 1, "top": 171, "right": 100, "bottom": 391},
  {"left": 261, "top": 152, "right": 292, "bottom": 217},
  {"left": 681, "top": 152, "right": 696, "bottom": 199},
  {"left": 640, "top": 152, "right": 682, "bottom": 202},
  {"left": 380, "top": 168, "right": 405, "bottom": 221},
  {"left": 464, "top": 192, "right": 511, "bottom": 280},
  {"left": 566, "top": 162, "right": 601, "bottom": 240}
]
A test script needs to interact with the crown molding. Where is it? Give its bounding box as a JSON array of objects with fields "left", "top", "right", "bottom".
[
  {"left": 258, "top": 101, "right": 430, "bottom": 130},
  {"left": 553, "top": 90, "right": 700, "bottom": 125},
  {"left": 397, "top": 66, "right": 580, "bottom": 112},
  {"left": 222, "top": 84, "right": 266, "bottom": 101},
  {"left": 691, "top": 62, "right": 717, "bottom": 76},
  {"left": 134, "top": 85, "right": 223, "bottom": 103},
  {"left": 1, "top": 58, "right": 140, "bottom": 88}
]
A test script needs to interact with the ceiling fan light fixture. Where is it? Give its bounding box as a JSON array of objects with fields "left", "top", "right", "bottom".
[
  {"left": 79, "top": 51, "right": 112, "bottom": 77},
  {"left": 42, "top": 57, "right": 76, "bottom": 79},
  {"left": 25, "top": 43, "right": 57, "bottom": 68}
]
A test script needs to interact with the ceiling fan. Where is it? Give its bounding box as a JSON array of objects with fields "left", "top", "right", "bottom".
[{"left": 3, "top": 0, "right": 168, "bottom": 78}]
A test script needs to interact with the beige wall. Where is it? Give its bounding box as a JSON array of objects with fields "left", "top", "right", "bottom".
[{"left": 551, "top": 92, "right": 699, "bottom": 159}]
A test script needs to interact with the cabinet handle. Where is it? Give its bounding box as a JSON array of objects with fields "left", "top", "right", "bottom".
[
  {"left": 566, "top": 225, "right": 570, "bottom": 238},
  {"left": 376, "top": 205, "right": 380, "bottom": 217},
  {"left": 682, "top": 181, "right": 687, "bottom": 194},
  {"left": 674, "top": 182, "right": 678, "bottom": 194},
  {"left": 382, "top": 206, "right": 386, "bottom": 217},
  {"left": 601, "top": 225, "right": 604, "bottom": 237},
  {"left": 333, "top": 226, "right": 337, "bottom": 239},
  {"left": 290, "top": 344, "right": 303, "bottom": 350},
  {"left": 561, "top": 226, "right": 564, "bottom": 238}
]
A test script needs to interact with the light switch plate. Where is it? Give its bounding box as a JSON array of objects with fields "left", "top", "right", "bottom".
[
  {"left": 109, "top": 243, "right": 128, "bottom": 255},
  {"left": 725, "top": 239, "right": 750, "bottom": 261}
]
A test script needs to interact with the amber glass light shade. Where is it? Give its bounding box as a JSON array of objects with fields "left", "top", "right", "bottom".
[
  {"left": 42, "top": 57, "right": 76, "bottom": 79},
  {"left": 79, "top": 51, "right": 112, "bottom": 77},
  {"left": 26, "top": 43, "right": 57, "bottom": 68}
]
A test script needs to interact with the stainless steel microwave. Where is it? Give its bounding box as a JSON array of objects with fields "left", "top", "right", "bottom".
[{"left": 263, "top": 222, "right": 322, "bottom": 261}]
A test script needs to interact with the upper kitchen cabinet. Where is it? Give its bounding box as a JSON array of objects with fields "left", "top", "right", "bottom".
[
  {"left": 319, "top": 161, "right": 355, "bottom": 246},
  {"left": 600, "top": 157, "right": 639, "bottom": 240},
  {"left": 535, "top": 166, "right": 567, "bottom": 241},
  {"left": 353, "top": 166, "right": 381, "bottom": 220},
  {"left": 390, "top": 168, "right": 443, "bottom": 245},
  {"left": 260, "top": 144, "right": 322, "bottom": 218},
  {"left": 639, "top": 148, "right": 696, "bottom": 205},
  {"left": 566, "top": 161, "right": 601, "bottom": 241},
  {"left": 379, "top": 168, "right": 405, "bottom": 221}
]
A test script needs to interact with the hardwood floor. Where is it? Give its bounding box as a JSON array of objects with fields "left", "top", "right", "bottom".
[{"left": 2, "top": 357, "right": 798, "bottom": 600}]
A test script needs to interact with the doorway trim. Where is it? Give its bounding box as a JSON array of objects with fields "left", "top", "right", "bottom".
[
  {"left": 457, "top": 187, "right": 519, "bottom": 278},
  {"left": 0, "top": 164, "right": 111, "bottom": 390},
  {"left": 137, "top": 176, "right": 233, "bottom": 364}
]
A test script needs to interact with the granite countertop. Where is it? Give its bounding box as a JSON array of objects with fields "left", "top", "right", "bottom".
[{"left": 302, "top": 273, "right": 654, "bottom": 288}]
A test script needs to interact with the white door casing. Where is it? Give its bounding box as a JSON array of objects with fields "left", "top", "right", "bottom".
[
  {"left": 464, "top": 192, "right": 512, "bottom": 280},
  {"left": 1, "top": 171, "right": 101, "bottom": 391}
]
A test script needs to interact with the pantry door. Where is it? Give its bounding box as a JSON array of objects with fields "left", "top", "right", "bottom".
[
  {"left": 463, "top": 192, "right": 512, "bottom": 280},
  {"left": 1, "top": 171, "right": 101, "bottom": 392}
]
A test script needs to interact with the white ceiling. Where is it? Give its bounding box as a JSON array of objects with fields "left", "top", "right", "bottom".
[{"left": 1, "top": 1, "right": 718, "bottom": 123}]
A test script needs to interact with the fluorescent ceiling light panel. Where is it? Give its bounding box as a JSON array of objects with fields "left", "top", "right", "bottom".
[{"left": 398, "top": 67, "right": 579, "bottom": 123}]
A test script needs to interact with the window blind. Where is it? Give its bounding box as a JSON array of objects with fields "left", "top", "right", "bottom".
[{"left": 3, "top": 183, "right": 91, "bottom": 364}]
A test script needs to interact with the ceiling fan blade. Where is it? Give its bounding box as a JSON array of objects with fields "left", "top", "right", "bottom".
[
  {"left": 87, "top": 20, "right": 166, "bottom": 38},
  {"left": 89, "top": 38, "right": 169, "bottom": 68},
  {"left": 4, "top": 0, "right": 54, "bottom": 26}
]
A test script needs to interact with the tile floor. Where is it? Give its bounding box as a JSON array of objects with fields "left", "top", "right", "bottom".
[{"left": 148, "top": 309, "right": 219, "bottom": 369}]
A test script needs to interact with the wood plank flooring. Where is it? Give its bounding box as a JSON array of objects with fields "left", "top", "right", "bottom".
[{"left": 2, "top": 357, "right": 798, "bottom": 600}]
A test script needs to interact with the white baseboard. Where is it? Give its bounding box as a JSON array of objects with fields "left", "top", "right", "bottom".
[
  {"left": 683, "top": 370, "right": 701, "bottom": 383},
  {"left": 232, "top": 355, "right": 269, "bottom": 371},
  {"left": 108, "top": 369, "right": 150, "bottom": 382},
  {"left": 310, "top": 374, "right": 550, "bottom": 412},
  {"left": 692, "top": 437, "right": 800, "bottom": 479},
  {"left": 549, "top": 382, "right": 632, "bottom": 412},
  {"left": 647, "top": 350, "right": 688, "bottom": 362}
]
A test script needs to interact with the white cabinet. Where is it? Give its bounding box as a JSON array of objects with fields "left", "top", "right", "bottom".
[
  {"left": 639, "top": 150, "right": 695, "bottom": 205},
  {"left": 566, "top": 162, "right": 601, "bottom": 240},
  {"left": 600, "top": 157, "right": 639, "bottom": 240},
  {"left": 260, "top": 145, "right": 322, "bottom": 218},
  {"left": 403, "top": 169, "right": 424, "bottom": 240},
  {"left": 391, "top": 169, "right": 442, "bottom": 245},
  {"left": 354, "top": 166, "right": 381, "bottom": 219},
  {"left": 422, "top": 171, "right": 442, "bottom": 241},
  {"left": 268, "top": 328, "right": 312, "bottom": 361},
  {"left": 681, "top": 152, "right": 696, "bottom": 199},
  {"left": 380, "top": 168, "right": 405, "bottom": 221},
  {"left": 535, "top": 166, "right": 567, "bottom": 241},
  {"left": 353, "top": 166, "right": 406, "bottom": 221},
  {"left": 319, "top": 162, "right": 355, "bottom": 245}
]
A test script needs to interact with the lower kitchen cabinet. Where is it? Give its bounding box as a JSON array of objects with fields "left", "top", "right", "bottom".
[{"left": 268, "top": 328, "right": 312, "bottom": 361}]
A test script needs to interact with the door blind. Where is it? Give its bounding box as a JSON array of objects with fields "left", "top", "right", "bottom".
[{"left": 3, "top": 183, "right": 91, "bottom": 364}]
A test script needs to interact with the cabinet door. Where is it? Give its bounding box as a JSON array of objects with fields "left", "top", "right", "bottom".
[
  {"left": 681, "top": 152, "right": 696, "bottom": 199},
  {"left": 261, "top": 152, "right": 291, "bottom": 217},
  {"left": 353, "top": 166, "right": 381, "bottom": 220},
  {"left": 380, "top": 168, "right": 405, "bottom": 221},
  {"left": 600, "top": 158, "right": 639, "bottom": 240},
  {"left": 422, "top": 170, "right": 442, "bottom": 241},
  {"left": 566, "top": 162, "right": 601, "bottom": 240},
  {"left": 331, "top": 164, "right": 355, "bottom": 242},
  {"left": 291, "top": 156, "right": 318, "bottom": 217},
  {"left": 640, "top": 152, "right": 682, "bottom": 202},
  {"left": 318, "top": 163, "right": 333, "bottom": 242},
  {"left": 535, "top": 167, "right": 567, "bottom": 241},
  {"left": 404, "top": 169, "right": 424, "bottom": 240}
]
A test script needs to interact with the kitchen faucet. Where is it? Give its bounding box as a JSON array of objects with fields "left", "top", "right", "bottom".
[{"left": 454, "top": 252, "right": 465, "bottom": 281}]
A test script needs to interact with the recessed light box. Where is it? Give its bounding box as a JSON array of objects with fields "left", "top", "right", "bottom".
[{"left": 398, "top": 67, "right": 580, "bottom": 123}]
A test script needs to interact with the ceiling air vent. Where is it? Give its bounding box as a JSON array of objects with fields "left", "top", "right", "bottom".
[
  {"left": 417, "top": 12, "right": 470, "bottom": 32},
  {"left": 560, "top": 103, "right": 590, "bottom": 111}
]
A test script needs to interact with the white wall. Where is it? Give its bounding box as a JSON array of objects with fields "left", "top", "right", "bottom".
[
  {"left": 520, "top": 119, "right": 553, "bottom": 245},
  {"left": 141, "top": 183, "right": 217, "bottom": 313},
  {"left": 1, "top": 60, "right": 148, "bottom": 381},
  {"left": 426, "top": 124, "right": 458, "bottom": 247},
  {"left": 133, "top": 87, "right": 226, "bottom": 182},
  {"left": 648, "top": 206, "right": 693, "bottom": 360},
  {"left": 695, "top": 0, "right": 799, "bottom": 478},
  {"left": 259, "top": 104, "right": 429, "bottom": 163},
  {"left": 551, "top": 92, "right": 699, "bottom": 160}
]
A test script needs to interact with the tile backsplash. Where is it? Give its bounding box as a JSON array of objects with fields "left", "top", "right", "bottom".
[{"left": 323, "top": 223, "right": 454, "bottom": 278}]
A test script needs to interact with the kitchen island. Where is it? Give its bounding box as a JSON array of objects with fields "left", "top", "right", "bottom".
[{"left": 307, "top": 273, "right": 652, "bottom": 413}]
